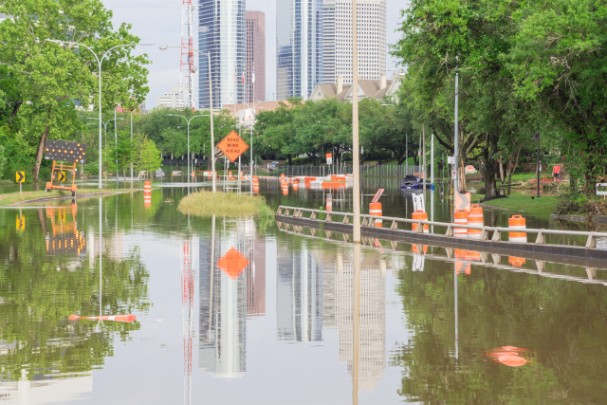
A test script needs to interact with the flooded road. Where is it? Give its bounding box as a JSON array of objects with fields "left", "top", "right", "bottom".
[{"left": 1, "top": 182, "right": 606, "bottom": 404}]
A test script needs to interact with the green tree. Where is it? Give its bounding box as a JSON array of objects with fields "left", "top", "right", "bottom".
[
  {"left": 136, "top": 136, "right": 161, "bottom": 176},
  {"left": 508, "top": 0, "right": 607, "bottom": 195},
  {"left": 0, "top": 0, "right": 149, "bottom": 182}
]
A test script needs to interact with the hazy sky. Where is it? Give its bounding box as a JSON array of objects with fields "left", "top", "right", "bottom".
[{"left": 101, "top": 0, "right": 407, "bottom": 108}]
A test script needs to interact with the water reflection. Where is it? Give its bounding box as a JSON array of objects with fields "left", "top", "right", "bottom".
[{"left": 0, "top": 198, "right": 149, "bottom": 402}]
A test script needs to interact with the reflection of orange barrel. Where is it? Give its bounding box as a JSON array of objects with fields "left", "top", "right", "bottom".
[
  {"left": 412, "top": 244, "right": 428, "bottom": 254},
  {"left": 326, "top": 194, "right": 333, "bottom": 212},
  {"left": 508, "top": 214, "right": 527, "bottom": 242},
  {"left": 144, "top": 181, "right": 152, "bottom": 207},
  {"left": 369, "top": 202, "right": 382, "bottom": 227},
  {"left": 411, "top": 210, "right": 429, "bottom": 233},
  {"left": 252, "top": 176, "right": 260, "bottom": 194},
  {"left": 467, "top": 204, "right": 483, "bottom": 239},
  {"left": 508, "top": 256, "right": 526, "bottom": 267},
  {"left": 454, "top": 209, "right": 468, "bottom": 238}
]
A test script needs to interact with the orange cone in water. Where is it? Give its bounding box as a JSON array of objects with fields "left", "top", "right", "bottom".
[
  {"left": 486, "top": 346, "right": 529, "bottom": 367},
  {"left": 69, "top": 314, "right": 137, "bottom": 323}
]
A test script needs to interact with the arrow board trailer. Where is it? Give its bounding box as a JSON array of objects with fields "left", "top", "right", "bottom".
[{"left": 44, "top": 140, "right": 87, "bottom": 197}]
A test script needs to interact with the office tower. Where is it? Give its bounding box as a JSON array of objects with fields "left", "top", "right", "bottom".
[
  {"left": 276, "top": 0, "right": 323, "bottom": 100},
  {"left": 199, "top": 0, "right": 246, "bottom": 109},
  {"left": 246, "top": 11, "right": 266, "bottom": 102},
  {"left": 323, "top": 0, "right": 387, "bottom": 85}
]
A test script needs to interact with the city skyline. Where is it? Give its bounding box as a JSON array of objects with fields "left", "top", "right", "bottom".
[{"left": 101, "top": 0, "right": 406, "bottom": 108}]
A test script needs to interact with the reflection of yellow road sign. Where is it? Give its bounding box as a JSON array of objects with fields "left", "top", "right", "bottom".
[
  {"left": 16, "top": 171, "right": 25, "bottom": 183},
  {"left": 16, "top": 216, "right": 25, "bottom": 232},
  {"left": 58, "top": 171, "right": 67, "bottom": 182}
]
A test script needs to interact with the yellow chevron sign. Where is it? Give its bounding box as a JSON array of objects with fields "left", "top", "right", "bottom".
[{"left": 16, "top": 171, "right": 25, "bottom": 183}]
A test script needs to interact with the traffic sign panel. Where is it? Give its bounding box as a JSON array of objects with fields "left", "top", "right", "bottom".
[
  {"left": 16, "top": 215, "right": 25, "bottom": 232},
  {"left": 16, "top": 171, "right": 25, "bottom": 183},
  {"left": 217, "top": 247, "right": 249, "bottom": 279},
  {"left": 217, "top": 130, "right": 249, "bottom": 163},
  {"left": 58, "top": 171, "right": 67, "bottom": 182}
]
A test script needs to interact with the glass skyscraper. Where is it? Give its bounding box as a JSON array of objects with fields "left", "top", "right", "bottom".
[
  {"left": 276, "top": 0, "right": 323, "bottom": 101},
  {"left": 199, "top": 0, "right": 246, "bottom": 109}
]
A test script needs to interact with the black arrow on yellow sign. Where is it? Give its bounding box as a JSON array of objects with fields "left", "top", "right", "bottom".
[
  {"left": 16, "top": 215, "right": 25, "bottom": 232},
  {"left": 15, "top": 171, "right": 25, "bottom": 183},
  {"left": 58, "top": 172, "right": 67, "bottom": 182}
]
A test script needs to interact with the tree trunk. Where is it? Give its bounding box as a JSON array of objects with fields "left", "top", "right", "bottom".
[{"left": 33, "top": 126, "right": 50, "bottom": 182}]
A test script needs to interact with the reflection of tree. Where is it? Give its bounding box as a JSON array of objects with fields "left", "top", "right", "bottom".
[
  {"left": 393, "top": 262, "right": 607, "bottom": 403},
  {"left": 0, "top": 217, "right": 149, "bottom": 381}
]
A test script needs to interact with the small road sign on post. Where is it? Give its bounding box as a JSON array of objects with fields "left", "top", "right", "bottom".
[{"left": 16, "top": 171, "right": 25, "bottom": 194}]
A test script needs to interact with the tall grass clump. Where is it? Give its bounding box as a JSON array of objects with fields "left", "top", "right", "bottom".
[{"left": 178, "top": 190, "right": 274, "bottom": 221}]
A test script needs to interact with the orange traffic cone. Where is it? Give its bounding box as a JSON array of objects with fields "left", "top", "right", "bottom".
[{"left": 69, "top": 314, "right": 137, "bottom": 323}]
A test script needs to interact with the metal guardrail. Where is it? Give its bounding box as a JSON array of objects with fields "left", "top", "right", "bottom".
[{"left": 276, "top": 205, "right": 607, "bottom": 249}]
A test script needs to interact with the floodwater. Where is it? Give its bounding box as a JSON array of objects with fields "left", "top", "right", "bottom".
[{"left": 1, "top": 179, "right": 607, "bottom": 404}]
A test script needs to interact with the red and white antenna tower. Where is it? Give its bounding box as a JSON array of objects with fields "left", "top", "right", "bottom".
[
  {"left": 180, "top": 0, "right": 196, "bottom": 110},
  {"left": 181, "top": 239, "right": 194, "bottom": 404}
]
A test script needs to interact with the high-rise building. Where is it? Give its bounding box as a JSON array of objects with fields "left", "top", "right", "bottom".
[
  {"left": 276, "top": 0, "right": 324, "bottom": 101},
  {"left": 198, "top": 0, "right": 246, "bottom": 109},
  {"left": 276, "top": 0, "right": 386, "bottom": 101},
  {"left": 245, "top": 11, "right": 266, "bottom": 102},
  {"left": 323, "top": 0, "right": 387, "bottom": 85}
]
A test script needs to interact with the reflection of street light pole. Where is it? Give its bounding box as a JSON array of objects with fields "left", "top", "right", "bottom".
[
  {"left": 46, "top": 39, "right": 137, "bottom": 189},
  {"left": 168, "top": 114, "right": 208, "bottom": 187},
  {"left": 352, "top": 0, "right": 361, "bottom": 243}
]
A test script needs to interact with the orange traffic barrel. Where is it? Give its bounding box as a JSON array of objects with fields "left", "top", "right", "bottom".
[
  {"left": 144, "top": 181, "right": 152, "bottom": 207},
  {"left": 454, "top": 209, "right": 468, "bottom": 238},
  {"left": 508, "top": 214, "right": 527, "bottom": 242},
  {"left": 467, "top": 204, "right": 483, "bottom": 239},
  {"left": 281, "top": 182, "right": 289, "bottom": 196},
  {"left": 411, "top": 210, "right": 429, "bottom": 233},
  {"left": 326, "top": 194, "right": 333, "bottom": 212},
  {"left": 369, "top": 202, "right": 383, "bottom": 228},
  {"left": 508, "top": 256, "right": 526, "bottom": 267}
]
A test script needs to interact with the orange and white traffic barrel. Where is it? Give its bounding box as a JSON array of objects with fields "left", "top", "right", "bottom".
[
  {"left": 326, "top": 193, "right": 333, "bottom": 212},
  {"left": 252, "top": 176, "right": 260, "bottom": 194},
  {"left": 144, "top": 181, "right": 152, "bottom": 207},
  {"left": 369, "top": 202, "right": 382, "bottom": 228},
  {"left": 508, "top": 256, "right": 526, "bottom": 267},
  {"left": 467, "top": 204, "right": 483, "bottom": 239},
  {"left": 411, "top": 210, "right": 429, "bottom": 233},
  {"left": 454, "top": 209, "right": 468, "bottom": 238},
  {"left": 281, "top": 181, "right": 289, "bottom": 196},
  {"left": 508, "top": 214, "right": 527, "bottom": 243}
]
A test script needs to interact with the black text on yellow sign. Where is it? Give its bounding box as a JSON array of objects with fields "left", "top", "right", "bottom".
[
  {"left": 58, "top": 171, "right": 67, "bottom": 182},
  {"left": 15, "top": 171, "right": 25, "bottom": 183},
  {"left": 16, "top": 216, "right": 25, "bottom": 232}
]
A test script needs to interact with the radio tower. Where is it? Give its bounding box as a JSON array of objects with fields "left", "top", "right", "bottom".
[{"left": 180, "top": 0, "right": 196, "bottom": 109}]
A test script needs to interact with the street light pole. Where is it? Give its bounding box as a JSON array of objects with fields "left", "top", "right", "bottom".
[
  {"left": 352, "top": 0, "right": 361, "bottom": 244},
  {"left": 46, "top": 39, "right": 136, "bottom": 189},
  {"left": 168, "top": 114, "right": 208, "bottom": 188},
  {"left": 201, "top": 52, "right": 216, "bottom": 192}
]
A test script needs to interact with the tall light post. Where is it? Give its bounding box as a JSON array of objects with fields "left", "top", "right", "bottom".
[
  {"left": 168, "top": 114, "right": 208, "bottom": 186},
  {"left": 200, "top": 51, "right": 216, "bottom": 192},
  {"left": 47, "top": 39, "right": 137, "bottom": 189},
  {"left": 352, "top": 0, "right": 361, "bottom": 244}
]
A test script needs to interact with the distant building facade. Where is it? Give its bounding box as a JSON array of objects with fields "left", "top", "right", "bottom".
[
  {"left": 309, "top": 71, "right": 402, "bottom": 103},
  {"left": 246, "top": 11, "right": 266, "bottom": 102},
  {"left": 158, "top": 86, "right": 186, "bottom": 109},
  {"left": 276, "top": 0, "right": 324, "bottom": 101},
  {"left": 198, "top": 0, "right": 246, "bottom": 109},
  {"left": 323, "top": 0, "right": 387, "bottom": 84},
  {"left": 276, "top": 0, "right": 386, "bottom": 101}
]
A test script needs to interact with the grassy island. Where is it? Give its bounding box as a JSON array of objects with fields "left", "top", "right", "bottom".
[{"left": 178, "top": 190, "right": 274, "bottom": 220}]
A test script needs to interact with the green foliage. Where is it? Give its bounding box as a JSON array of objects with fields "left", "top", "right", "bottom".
[
  {"left": 0, "top": 0, "right": 150, "bottom": 181},
  {"left": 136, "top": 136, "right": 162, "bottom": 175}
]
